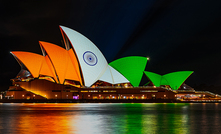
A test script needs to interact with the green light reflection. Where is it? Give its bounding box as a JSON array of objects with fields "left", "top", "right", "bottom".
[
  {"left": 120, "top": 103, "right": 191, "bottom": 134},
  {"left": 3, "top": 103, "right": 219, "bottom": 134}
]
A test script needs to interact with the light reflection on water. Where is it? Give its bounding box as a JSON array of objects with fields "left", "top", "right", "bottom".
[{"left": 0, "top": 103, "right": 221, "bottom": 134}]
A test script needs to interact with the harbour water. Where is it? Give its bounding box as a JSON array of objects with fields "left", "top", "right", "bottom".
[{"left": 0, "top": 103, "right": 221, "bottom": 134}]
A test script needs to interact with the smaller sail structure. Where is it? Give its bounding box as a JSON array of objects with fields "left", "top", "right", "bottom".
[
  {"left": 109, "top": 56, "right": 148, "bottom": 87},
  {"left": 163, "top": 71, "right": 193, "bottom": 90},
  {"left": 99, "top": 65, "right": 129, "bottom": 84},
  {"left": 39, "top": 41, "right": 82, "bottom": 84},
  {"left": 144, "top": 71, "right": 193, "bottom": 90},
  {"left": 11, "top": 51, "right": 44, "bottom": 78},
  {"left": 143, "top": 71, "right": 162, "bottom": 87},
  {"left": 11, "top": 51, "right": 59, "bottom": 82}
]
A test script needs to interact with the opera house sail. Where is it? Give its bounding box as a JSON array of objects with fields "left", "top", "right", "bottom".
[
  {"left": 59, "top": 26, "right": 129, "bottom": 87},
  {"left": 6, "top": 26, "right": 220, "bottom": 101}
]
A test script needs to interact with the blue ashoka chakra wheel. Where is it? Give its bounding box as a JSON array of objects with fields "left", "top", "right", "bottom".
[{"left": 83, "top": 51, "right": 98, "bottom": 66}]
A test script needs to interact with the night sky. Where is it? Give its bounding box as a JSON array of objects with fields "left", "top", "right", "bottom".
[{"left": 1, "top": 0, "right": 221, "bottom": 91}]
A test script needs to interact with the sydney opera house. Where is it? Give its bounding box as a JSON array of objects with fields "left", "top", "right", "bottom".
[{"left": 5, "top": 26, "right": 221, "bottom": 101}]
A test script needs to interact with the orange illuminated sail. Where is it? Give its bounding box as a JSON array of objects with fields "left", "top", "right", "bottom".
[
  {"left": 44, "top": 55, "right": 59, "bottom": 83},
  {"left": 11, "top": 51, "right": 44, "bottom": 78},
  {"left": 39, "top": 41, "right": 81, "bottom": 84},
  {"left": 68, "top": 49, "right": 82, "bottom": 85},
  {"left": 39, "top": 56, "right": 58, "bottom": 83}
]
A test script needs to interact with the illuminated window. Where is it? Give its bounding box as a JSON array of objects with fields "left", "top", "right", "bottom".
[
  {"left": 103, "top": 90, "right": 116, "bottom": 92},
  {"left": 89, "top": 90, "right": 98, "bottom": 92},
  {"left": 73, "top": 96, "right": 79, "bottom": 99},
  {"left": 99, "top": 95, "right": 104, "bottom": 99},
  {"left": 140, "top": 90, "right": 158, "bottom": 92},
  {"left": 81, "top": 90, "right": 88, "bottom": 92}
]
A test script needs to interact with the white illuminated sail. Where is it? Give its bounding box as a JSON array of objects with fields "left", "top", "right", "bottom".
[
  {"left": 99, "top": 65, "right": 129, "bottom": 84},
  {"left": 60, "top": 26, "right": 108, "bottom": 87},
  {"left": 60, "top": 26, "right": 130, "bottom": 87}
]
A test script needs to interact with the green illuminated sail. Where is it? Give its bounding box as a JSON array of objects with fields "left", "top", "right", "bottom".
[
  {"left": 160, "top": 77, "right": 169, "bottom": 86},
  {"left": 144, "top": 71, "right": 193, "bottom": 90},
  {"left": 109, "top": 56, "right": 148, "bottom": 87},
  {"left": 143, "top": 71, "right": 162, "bottom": 87},
  {"left": 163, "top": 71, "right": 193, "bottom": 90}
]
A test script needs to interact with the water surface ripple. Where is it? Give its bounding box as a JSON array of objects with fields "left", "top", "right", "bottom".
[{"left": 0, "top": 103, "right": 220, "bottom": 134}]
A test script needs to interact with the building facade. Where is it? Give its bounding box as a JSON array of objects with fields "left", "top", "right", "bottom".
[{"left": 6, "top": 26, "right": 218, "bottom": 101}]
